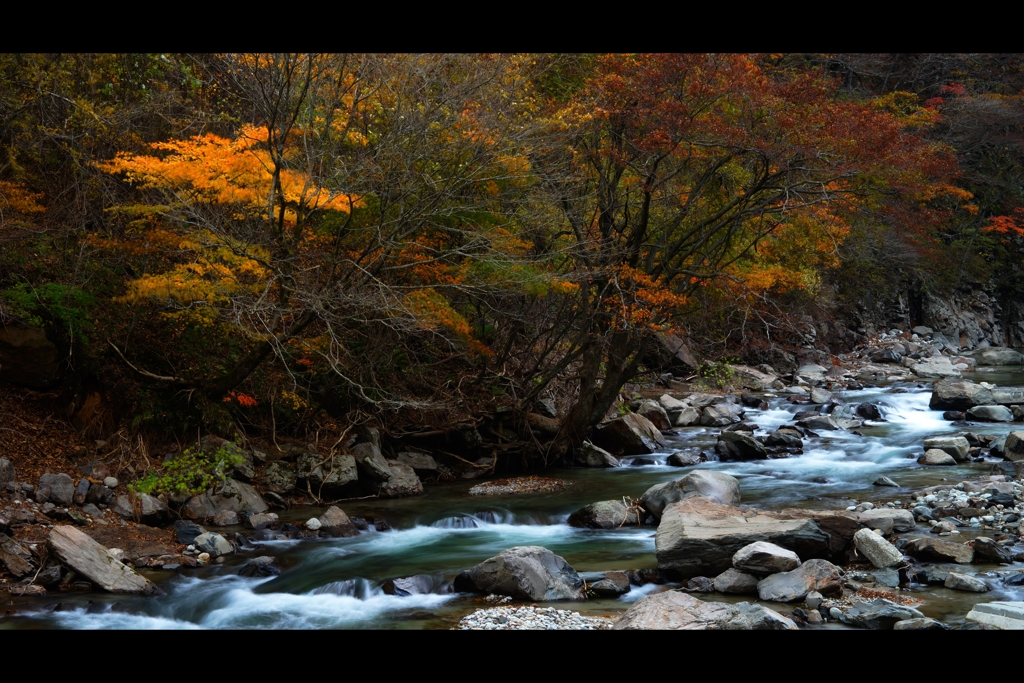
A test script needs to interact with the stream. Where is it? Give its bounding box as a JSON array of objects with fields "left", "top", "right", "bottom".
[{"left": 5, "top": 371, "right": 1024, "bottom": 629}]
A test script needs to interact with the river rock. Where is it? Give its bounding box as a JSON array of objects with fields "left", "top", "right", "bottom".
[
  {"left": 904, "top": 537, "right": 974, "bottom": 563},
  {"left": 633, "top": 399, "right": 672, "bottom": 431},
  {"left": 112, "top": 495, "right": 134, "bottom": 519},
  {"left": 47, "top": 526, "right": 160, "bottom": 594},
  {"left": 138, "top": 493, "right": 168, "bottom": 525},
  {"left": 893, "top": 617, "right": 949, "bottom": 630},
  {"left": 245, "top": 512, "right": 278, "bottom": 530},
  {"left": 193, "top": 532, "right": 234, "bottom": 559},
  {"left": 853, "top": 528, "right": 903, "bottom": 568},
  {"left": 795, "top": 415, "right": 842, "bottom": 431},
  {"left": 641, "top": 470, "right": 741, "bottom": 521},
  {"left": 700, "top": 403, "right": 742, "bottom": 427},
  {"left": 73, "top": 477, "right": 90, "bottom": 505},
  {"left": 453, "top": 545, "right": 583, "bottom": 601},
  {"left": 593, "top": 413, "right": 667, "bottom": 455},
  {"left": 263, "top": 462, "right": 297, "bottom": 494},
  {"left": 575, "top": 441, "right": 620, "bottom": 468},
  {"left": 974, "top": 537, "right": 1015, "bottom": 564},
  {"left": 839, "top": 598, "right": 925, "bottom": 629},
  {"left": 713, "top": 568, "right": 760, "bottom": 594},
  {"left": 857, "top": 508, "right": 915, "bottom": 533},
  {"left": 922, "top": 435, "right": 970, "bottom": 461},
  {"left": 318, "top": 506, "right": 359, "bottom": 537},
  {"left": 674, "top": 406, "right": 702, "bottom": 427},
  {"left": 380, "top": 462, "right": 424, "bottom": 498},
  {"left": 568, "top": 500, "right": 641, "bottom": 529},
  {"left": 918, "top": 450, "right": 957, "bottom": 466},
  {"left": 394, "top": 451, "right": 438, "bottom": 476},
  {"left": 173, "top": 520, "right": 206, "bottom": 545},
  {"left": 756, "top": 559, "right": 843, "bottom": 602},
  {"left": 945, "top": 572, "right": 989, "bottom": 592},
  {"left": 667, "top": 450, "right": 704, "bottom": 467},
  {"left": 613, "top": 590, "right": 797, "bottom": 630},
  {"left": 967, "top": 405, "right": 1014, "bottom": 422},
  {"left": 349, "top": 442, "right": 391, "bottom": 482},
  {"left": 237, "top": 556, "right": 281, "bottom": 578},
  {"left": 911, "top": 356, "right": 961, "bottom": 379},
  {"left": 715, "top": 430, "right": 768, "bottom": 461},
  {"left": 809, "top": 387, "right": 833, "bottom": 404},
  {"left": 764, "top": 431, "right": 803, "bottom": 449},
  {"left": 655, "top": 498, "right": 855, "bottom": 578},
  {"left": 730, "top": 365, "right": 779, "bottom": 392},
  {"left": 965, "top": 601, "right": 1024, "bottom": 629},
  {"left": 969, "top": 347, "right": 1024, "bottom": 366},
  {"left": 732, "top": 541, "right": 800, "bottom": 575},
  {"left": 0, "top": 533, "right": 35, "bottom": 577},
  {"left": 930, "top": 378, "right": 996, "bottom": 411},
  {"left": 297, "top": 453, "right": 358, "bottom": 493},
  {"left": 211, "top": 510, "right": 238, "bottom": 526},
  {"left": 873, "top": 476, "right": 899, "bottom": 487},
  {"left": 1004, "top": 432, "right": 1024, "bottom": 463},
  {"left": 590, "top": 571, "right": 631, "bottom": 597},
  {"left": 658, "top": 394, "right": 688, "bottom": 418}
]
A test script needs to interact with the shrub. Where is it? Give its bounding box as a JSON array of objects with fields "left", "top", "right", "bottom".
[{"left": 131, "top": 441, "right": 245, "bottom": 497}]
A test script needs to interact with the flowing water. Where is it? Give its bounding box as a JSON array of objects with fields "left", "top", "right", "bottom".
[{"left": 5, "top": 372, "right": 1024, "bottom": 629}]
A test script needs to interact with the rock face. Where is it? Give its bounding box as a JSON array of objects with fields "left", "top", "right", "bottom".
[
  {"left": 613, "top": 590, "right": 797, "bottom": 630},
  {"left": 453, "top": 546, "right": 583, "bottom": 601},
  {"left": 853, "top": 528, "right": 903, "bottom": 568},
  {"left": 47, "top": 526, "right": 160, "bottom": 594},
  {"left": 567, "top": 500, "right": 641, "bottom": 529},
  {"left": 655, "top": 498, "right": 855, "bottom": 578},
  {"left": 755, "top": 559, "right": 843, "bottom": 602},
  {"left": 930, "top": 378, "right": 996, "bottom": 411},
  {"left": 715, "top": 431, "right": 768, "bottom": 461},
  {"left": 593, "top": 413, "right": 667, "bottom": 455},
  {"left": 922, "top": 436, "right": 970, "bottom": 461},
  {"left": 904, "top": 537, "right": 974, "bottom": 564},
  {"left": 641, "top": 470, "right": 741, "bottom": 521},
  {"left": 732, "top": 541, "right": 801, "bottom": 575},
  {"left": 575, "top": 441, "right": 620, "bottom": 468}
]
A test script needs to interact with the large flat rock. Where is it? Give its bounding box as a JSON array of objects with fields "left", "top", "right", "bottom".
[
  {"left": 655, "top": 498, "right": 859, "bottom": 578},
  {"left": 966, "top": 602, "right": 1024, "bottom": 629},
  {"left": 48, "top": 526, "right": 161, "bottom": 594},
  {"left": 613, "top": 590, "right": 796, "bottom": 630}
]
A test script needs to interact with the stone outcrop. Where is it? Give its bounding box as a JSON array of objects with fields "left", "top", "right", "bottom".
[
  {"left": 453, "top": 546, "right": 583, "bottom": 601},
  {"left": 613, "top": 590, "right": 797, "bottom": 630}
]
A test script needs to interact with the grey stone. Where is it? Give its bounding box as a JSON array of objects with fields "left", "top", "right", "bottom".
[
  {"left": 840, "top": 598, "right": 925, "bottom": 629},
  {"left": 674, "top": 406, "right": 702, "bottom": 427},
  {"left": 732, "top": 541, "right": 801, "bottom": 575},
  {"left": 858, "top": 508, "right": 915, "bottom": 533},
  {"left": 795, "top": 415, "right": 842, "bottom": 431},
  {"left": 904, "top": 537, "right": 974, "bottom": 564},
  {"left": 667, "top": 450, "right": 704, "bottom": 467},
  {"left": 38, "top": 473, "right": 74, "bottom": 506},
  {"left": 318, "top": 506, "right": 359, "bottom": 537},
  {"left": 873, "top": 476, "right": 899, "bottom": 487},
  {"left": 590, "top": 571, "right": 631, "bottom": 597},
  {"left": 81, "top": 503, "right": 102, "bottom": 516},
  {"left": 113, "top": 495, "right": 134, "bottom": 519},
  {"left": 214, "top": 478, "right": 269, "bottom": 514},
  {"left": 969, "top": 347, "right": 1024, "bottom": 366},
  {"left": 967, "top": 405, "right": 1014, "bottom": 422},
  {"left": 715, "top": 430, "right": 769, "bottom": 461},
  {"left": 930, "top": 378, "right": 996, "bottom": 411},
  {"left": 633, "top": 399, "right": 672, "bottom": 431},
  {"left": 911, "top": 356, "right": 960, "bottom": 379},
  {"left": 805, "top": 591, "right": 823, "bottom": 609},
  {"left": 379, "top": 462, "right": 424, "bottom": 498},
  {"left": 237, "top": 556, "right": 281, "bottom": 578},
  {"left": 853, "top": 528, "right": 903, "bottom": 568},
  {"left": 713, "top": 568, "right": 759, "bottom": 594},
  {"left": 453, "top": 545, "right": 583, "bottom": 601},
  {"left": 575, "top": 441, "right": 620, "bottom": 468},
  {"left": 918, "top": 450, "right": 957, "bottom": 466},
  {"left": 641, "top": 470, "right": 741, "bottom": 521},
  {"left": 73, "top": 477, "right": 91, "bottom": 505},
  {"left": 974, "top": 537, "right": 1015, "bottom": 564},
  {"left": 263, "top": 461, "right": 297, "bottom": 494},
  {"left": 138, "top": 493, "right": 168, "bottom": 525},
  {"left": 593, "top": 413, "right": 668, "bottom": 455},
  {"left": 965, "top": 601, "right": 1024, "bottom": 629},
  {"left": 245, "top": 512, "right": 279, "bottom": 530},
  {"left": 945, "top": 572, "right": 989, "bottom": 592},
  {"left": 350, "top": 443, "right": 392, "bottom": 482},
  {"left": 103, "top": 477, "right": 118, "bottom": 489},
  {"left": 568, "top": 500, "right": 641, "bottom": 529},
  {"left": 394, "top": 451, "right": 438, "bottom": 475},
  {"left": 893, "top": 617, "right": 949, "bottom": 630},
  {"left": 756, "top": 559, "right": 843, "bottom": 602},
  {"left": 47, "top": 526, "right": 160, "bottom": 594},
  {"left": 305, "top": 517, "right": 322, "bottom": 530},
  {"left": 211, "top": 510, "right": 238, "bottom": 526},
  {"left": 297, "top": 453, "right": 358, "bottom": 493},
  {"left": 1005, "top": 432, "right": 1024, "bottom": 463},
  {"left": 923, "top": 436, "right": 970, "bottom": 461},
  {"left": 614, "top": 590, "right": 797, "bottom": 630},
  {"left": 700, "top": 403, "right": 743, "bottom": 427},
  {"left": 0, "top": 533, "right": 35, "bottom": 577},
  {"left": 193, "top": 532, "right": 234, "bottom": 558},
  {"left": 173, "top": 520, "right": 206, "bottom": 545},
  {"left": 809, "top": 387, "right": 833, "bottom": 404}
]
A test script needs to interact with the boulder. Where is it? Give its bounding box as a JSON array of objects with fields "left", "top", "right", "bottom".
[
  {"left": 973, "top": 537, "right": 1015, "bottom": 564},
  {"left": 394, "top": 451, "right": 438, "bottom": 476},
  {"left": 967, "top": 405, "right": 1014, "bottom": 422},
  {"left": 173, "top": 520, "right": 206, "bottom": 545},
  {"left": 715, "top": 430, "right": 769, "bottom": 461},
  {"left": 245, "top": 512, "right": 279, "bottom": 530},
  {"left": 379, "top": 462, "right": 424, "bottom": 498},
  {"left": 809, "top": 387, "right": 833, "bottom": 404},
  {"left": 193, "top": 532, "right": 234, "bottom": 559},
  {"left": 318, "top": 506, "right": 359, "bottom": 537},
  {"left": 857, "top": 403, "right": 884, "bottom": 420},
  {"left": 857, "top": 508, "right": 915, "bottom": 533},
  {"left": 922, "top": 435, "right": 971, "bottom": 461},
  {"left": 297, "top": 453, "right": 358, "bottom": 494},
  {"left": 237, "top": 556, "right": 281, "bottom": 578},
  {"left": 918, "top": 450, "right": 957, "bottom": 466},
  {"left": 350, "top": 443, "right": 392, "bottom": 482},
  {"left": 641, "top": 470, "right": 741, "bottom": 521},
  {"left": 667, "top": 450, "right": 704, "bottom": 467},
  {"left": 575, "top": 441, "right": 620, "bottom": 468},
  {"left": 453, "top": 546, "right": 583, "bottom": 601},
  {"left": 613, "top": 590, "right": 797, "bottom": 630},
  {"left": 47, "top": 526, "right": 160, "bottom": 594},
  {"left": 904, "top": 537, "right": 974, "bottom": 564},
  {"left": 873, "top": 476, "right": 899, "bottom": 487},
  {"left": 1004, "top": 432, "right": 1024, "bottom": 463},
  {"left": 138, "top": 493, "right": 168, "bottom": 526},
  {"left": 658, "top": 394, "right": 689, "bottom": 418},
  {"left": 732, "top": 541, "right": 801, "bottom": 575},
  {"left": 853, "top": 528, "right": 903, "bottom": 568},
  {"left": 756, "top": 559, "right": 843, "bottom": 602},
  {"left": 37, "top": 473, "right": 74, "bottom": 506},
  {"left": 795, "top": 415, "right": 842, "bottom": 431},
  {"left": 930, "top": 378, "right": 996, "bottom": 411},
  {"left": 911, "top": 356, "right": 961, "bottom": 379},
  {"left": 645, "top": 332, "right": 699, "bottom": 376},
  {"left": 211, "top": 510, "right": 238, "bottom": 526},
  {"left": 965, "top": 602, "right": 1024, "bottom": 629},
  {"left": 590, "top": 571, "right": 631, "bottom": 597},
  {"left": 839, "top": 598, "right": 925, "bottom": 629},
  {"left": 568, "top": 500, "right": 641, "bottom": 529},
  {"left": 633, "top": 399, "right": 672, "bottom": 431},
  {"left": 263, "top": 462, "right": 297, "bottom": 494},
  {"left": 674, "top": 407, "right": 702, "bottom": 427},
  {"left": 700, "top": 403, "right": 742, "bottom": 427},
  {"left": 654, "top": 498, "right": 856, "bottom": 578},
  {"left": 892, "top": 618, "right": 949, "bottom": 630},
  {"left": 764, "top": 431, "right": 803, "bottom": 449},
  {"left": 945, "top": 572, "right": 989, "bottom": 593},
  {"left": 593, "top": 413, "right": 667, "bottom": 455},
  {"left": 0, "top": 533, "right": 35, "bottom": 577},
  {"left": 730, "top": 365, "right": 779, "bottom": 392},
  {"left": 713, "top": 568, "right": 760, "bottom": 594},
  {"left": 112, "top": 495, "right": 134, "bottom": 519},
  {"left": 969, "top": 347, "right": 1024, "bottom": 366}
]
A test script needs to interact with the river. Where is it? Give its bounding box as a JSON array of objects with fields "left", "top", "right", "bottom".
[{"left": 5, "top": 371, "right": 1024, "bottom": 629}]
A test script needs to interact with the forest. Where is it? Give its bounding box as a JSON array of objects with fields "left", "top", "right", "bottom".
[{"left": 2, "top": 52, "right": 1023, "bottom": 475}]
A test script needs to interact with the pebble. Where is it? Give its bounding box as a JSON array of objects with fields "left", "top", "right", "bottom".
[
  {"left": 456, "top": 605, "right": 614, "bottom": 630},
  {"left": 103, "top": 477, "right": 118, "bottom": 488}
]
